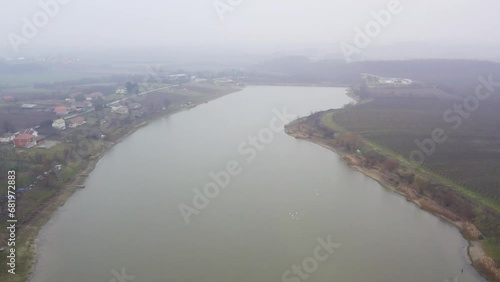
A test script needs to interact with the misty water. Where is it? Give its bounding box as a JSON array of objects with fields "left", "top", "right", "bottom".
[{"left": 31, "top": 86, "right": 484, "bottom": 282}]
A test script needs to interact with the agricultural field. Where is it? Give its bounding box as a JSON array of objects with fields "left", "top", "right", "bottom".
[{"left": 332, "top": 97, "right": 500, "bottom": 202}]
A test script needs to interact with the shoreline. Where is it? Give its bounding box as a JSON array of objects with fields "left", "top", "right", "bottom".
[
  {"left": 15, "top": 90, "right": 239, "bottom": 282},
  {"left": 285, "top": 127, "right": 500, "bottom": 282}
]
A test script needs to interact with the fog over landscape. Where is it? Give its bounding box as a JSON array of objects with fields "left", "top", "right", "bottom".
[
  {"left": 1, "top": 0, "right": 500, "bottom": 61},
  {"left": 2, "top": 1, "right": 500, "bottom": 282}
]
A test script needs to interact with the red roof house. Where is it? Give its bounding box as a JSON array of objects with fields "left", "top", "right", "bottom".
[
  {"left": 87, "top": 92, "right": 104, "bottom": 100},
  {"left": 54, "top": 105, "right": 70, "bottom": 115},
  {"left": 13, "top": 134, "right": 36, "bottom": 148}
]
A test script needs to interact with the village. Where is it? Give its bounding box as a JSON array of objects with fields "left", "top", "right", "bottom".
[
  {"left": 0, "top": 73, "right": 243, "bottom": 150},
  {"left": 1, "top": 89, "right": 131, "bottom": 149},
  {"left": 0, "top": 85, "right": 154, "bottom": 204},
  {"left": 0, "top": 62, "right": 244, "bottom": 281},
  {"left": 0, "top": 74, "right": 241, "bottom": 219}
]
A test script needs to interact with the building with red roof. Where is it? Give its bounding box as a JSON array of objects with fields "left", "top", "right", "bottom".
[
  {"left": 13, "top": 134, "right": 36, "bottom": 148},
  {"left": 86, "top": 92, "right": 104, "bottom": 100},
  {"left": 54, "top": 105, "right": 70, "bottom": 115}
]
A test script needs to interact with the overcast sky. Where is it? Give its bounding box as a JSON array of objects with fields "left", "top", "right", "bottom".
[{"left": 1, "top": 0, "right": 500, "bottom": 59}]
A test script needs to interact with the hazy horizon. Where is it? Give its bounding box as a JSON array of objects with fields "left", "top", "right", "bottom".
[{"left": 2, "top": 0, "right": 500, "bottom": 61}]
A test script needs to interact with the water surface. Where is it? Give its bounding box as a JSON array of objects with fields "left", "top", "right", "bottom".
[{"left": 32, "top": 86, "right": 484, "bottom": 282}]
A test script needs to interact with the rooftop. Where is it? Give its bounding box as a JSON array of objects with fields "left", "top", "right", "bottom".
[{"left": 15, "top": 133, "right": 35, "bottom": 140}]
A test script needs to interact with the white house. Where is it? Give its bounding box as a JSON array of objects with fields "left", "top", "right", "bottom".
[
  {"left": 52, "top": 119, "right": 66, "bottom": 130},
  {"left": 116, "top": 87, "right": 127, "bottom": 94},
  {"left": 111, "top": 105, "right": 129, "bottom": 115},
  {"left": 20, "top": 128, "right": 38, "bottom": 137}
]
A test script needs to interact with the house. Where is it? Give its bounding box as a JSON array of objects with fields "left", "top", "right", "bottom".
[
  {"left": 87, "top": 92, "right": 104, "bottom": 100},
  {"left": 68, "top": 117, "right": 85, "bottom": 128},
  {"left": 52, "top": 119, "right": 66, "bottom": 130},
  {"left": 379, "top": 78, "right": 396, "bottom": 84},
  {"left": 2, "top": 95, "right": 15, "bottom": 102},
  {"left": 20, "top": 128, "right": 38, "bottom": 137},
  {"left": 111, "top": 105, "right": 129, "bottom": 115},
  {"left": 13, "top": 134, "right": 36, "bottom": 148},
  {"left": 21, "top": 104, "right": 37, "bottom": 109},
  {"left": 0, "top": 132, "right": 17, "bottom": 143},
  {"left": 54, "top": 105, "right": 70, "bottom": 115},
  {"left": 401, "top": 79, "right": 413, "bottom": 85},
  {"left": 116, "top": 88, "right": 127, "bottom": 94}
]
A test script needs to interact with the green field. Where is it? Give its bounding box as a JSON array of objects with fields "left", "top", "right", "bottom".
[{"left": 332, "top": 97, "right": 500, "bottom": 203}]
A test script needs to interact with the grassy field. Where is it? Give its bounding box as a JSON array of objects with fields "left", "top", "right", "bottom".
[{"left": 332, "top": 97, "right": 500, "bottom": 204}]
